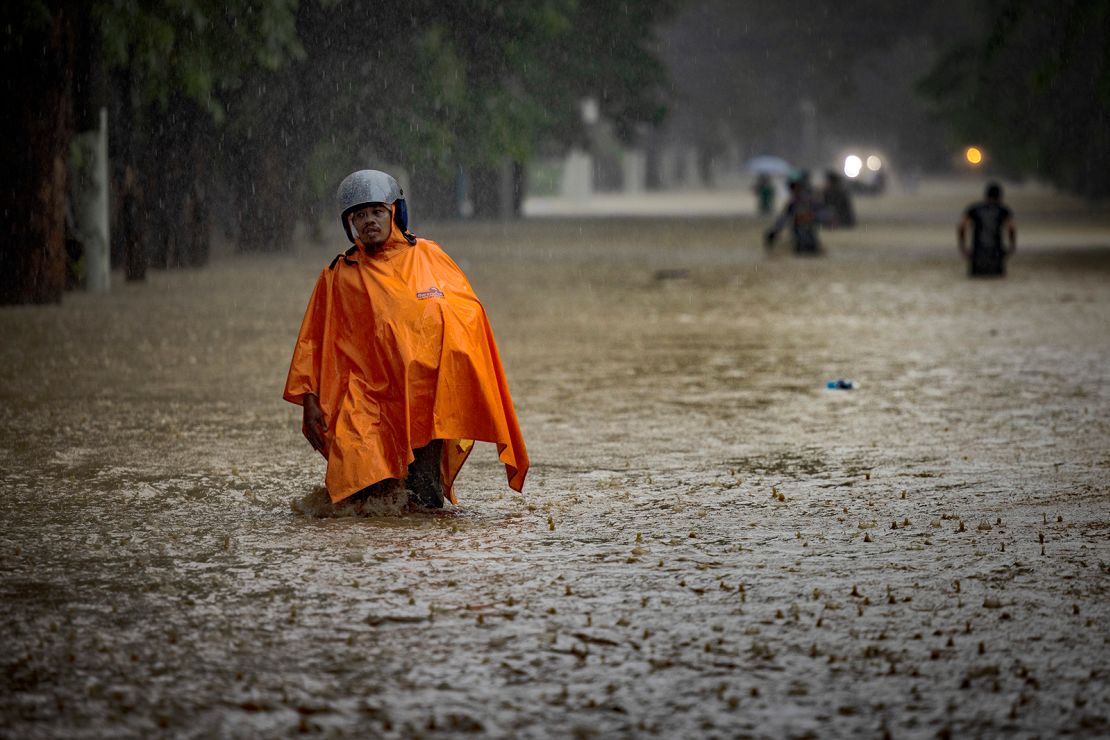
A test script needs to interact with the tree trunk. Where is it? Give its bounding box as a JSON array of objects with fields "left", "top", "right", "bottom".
[
  {"left": 135, "top": 100, "right": 214, "bottom": 268},
  {"left": 0, "top": 8, "right": 75, "bottom": 305},
  {"left": 121, "top": 177, "right": 147, "bottom": 281},
  {"left": 511, "top": 160, "right": 526, "bottom": 217},
  {"left": 236, "top": 138, "right": 299, "bottom": 253},
  {"left": 411, "top": 169, "right": 458, "bottom": 222},
  {"left": 470, "top": 164, "right": 500, "bottom": 219},
  {"left": 110, "top": 69, "right": 150, "bottom": 279},
  {"left": 470, "top": 161, "right": 524, "bottom": 220},
  {"left": 137, "top": 110, "right": 172, "bottom": 270},
  {"left": 177, "top": 102, "right": 212, "bottom": 267}
]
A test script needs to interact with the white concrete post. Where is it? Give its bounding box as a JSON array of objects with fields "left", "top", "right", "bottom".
[
  {"left": 622, "top": 150, "right": 646, "bottom": 193},
  {"left": 560, "top": 148, "right": 593, "bottom": 202},
  {"left": 76, "top": 107, "right": 110, "bottom": 293}
]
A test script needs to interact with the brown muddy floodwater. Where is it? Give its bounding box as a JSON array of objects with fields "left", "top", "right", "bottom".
[{"left": 2, "top": 185, "right": 1109, "bottom": 738}]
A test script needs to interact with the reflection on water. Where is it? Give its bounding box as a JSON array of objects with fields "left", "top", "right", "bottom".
[{"left": 2, "top": 194, "right": 1110, "bottom": 736}]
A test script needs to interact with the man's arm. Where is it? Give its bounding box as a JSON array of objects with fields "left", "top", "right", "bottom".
[
  {"left": 302, "top": 393, "right": 329, "bottom": 457},
  {"left": 765, "top": 203, "right": 793, "bottom": 245},
  {"left": 1004, "top": 216, "right": 1016, "bottom": 255},
  {"left": 957, "top": 214, "right": 971, "bottom": 257}
]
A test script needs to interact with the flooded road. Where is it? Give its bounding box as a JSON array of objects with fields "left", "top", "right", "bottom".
[{"left": 2, "top": 184, "right": 1109, "bottom": 737}]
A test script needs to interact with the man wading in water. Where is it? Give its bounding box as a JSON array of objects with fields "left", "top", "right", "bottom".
[
  {"left": 283, "top": 169, "right": 528, "bottom": 511},
  {"left": 958, "top": 181, "right": 1016, "bottom": 277},
  {"left": 764, "top": 174, "right": 822, "bottom": 255}
]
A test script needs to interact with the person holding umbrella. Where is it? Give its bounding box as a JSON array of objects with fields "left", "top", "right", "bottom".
[{"left": 747, "top": 156, "right": 792, "bottom": 216}]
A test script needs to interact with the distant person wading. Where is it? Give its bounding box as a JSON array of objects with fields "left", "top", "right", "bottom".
[
  {"left": 283, "top": 170, "right": 529, "bottom": 511},
  {"left": 822, "top": 170, "right": 855, "bottom": 228},
  {"left": 958, "top": 182, "right": 1016, "bottom": 277},
  {"left": 764, "top": 175, "right": 822, "bottom": 255}
]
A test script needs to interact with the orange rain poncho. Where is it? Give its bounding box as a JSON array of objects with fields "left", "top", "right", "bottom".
[{"left": 283, "top": 213, "right": 528, "bottom": 504}]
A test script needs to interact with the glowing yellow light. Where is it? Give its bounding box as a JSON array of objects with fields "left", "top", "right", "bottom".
[
  {"left": 866, "top": 155, "right": 882, "bottom": 171},
  {"left": 965, "top": 146, "right": 983, "bottom": 165}
]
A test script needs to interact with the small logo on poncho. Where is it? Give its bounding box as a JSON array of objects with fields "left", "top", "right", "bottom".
[{"left": 416, "top": 286, "right": 445, "bottom": 300}]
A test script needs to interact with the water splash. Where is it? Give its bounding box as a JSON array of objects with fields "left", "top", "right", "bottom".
[{"left": 290, "top": 484, "right": 410, "bottom": 518}]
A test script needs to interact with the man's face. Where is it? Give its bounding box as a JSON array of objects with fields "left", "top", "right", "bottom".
[{"left": 349, "top": 203, "right": 393, "bottom": 248}]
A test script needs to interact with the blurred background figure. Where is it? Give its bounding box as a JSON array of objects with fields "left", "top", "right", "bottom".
[
  {"left": 764, "top": 174, "right": 822, "bottom": 255},
  {"left": 753, "top": 172, "right": 776, "bottom": 215},
  {"left": 958, "top": 181, "right": 1016, "bottom": 277},
  {"left": 821, "top": 170, "right": 855, "bottom": 227}
]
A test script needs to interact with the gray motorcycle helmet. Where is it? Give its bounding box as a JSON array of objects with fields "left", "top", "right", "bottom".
[{"left": 337, "top": 169, "right": 409, "bottom": 243}]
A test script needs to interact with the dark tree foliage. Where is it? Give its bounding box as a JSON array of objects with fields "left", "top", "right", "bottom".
[
  {"left": 408, "top": 0, "right": 673, "bottom": 217},
  {"left": 1, "top": 0, "right": 674, "bottom": 298},
  {"left": 920, "top": 0, "right": 1110, "bottom": 198},
  {"left": 222, "top": 0, "right": 674, "bottom": 240},
  {"left": 0, "top": 0, "right": 304, "bottom": 303},
  {"left": 97, "top": 0, "right": 303, "bottom": 262}
]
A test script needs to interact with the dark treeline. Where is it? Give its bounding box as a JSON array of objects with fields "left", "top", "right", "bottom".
[
  {"left": 1, "top": 0, "right": 673, "bottom": 304},
  {"left": 658, "top": 0, "right": 970, "bottom": 180},
  {"left": 649, "top": 0, "right": 1110, "bottom": 195},
  {"left": 918, "top": 0, "right": 1110, "bottom": 199}
]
